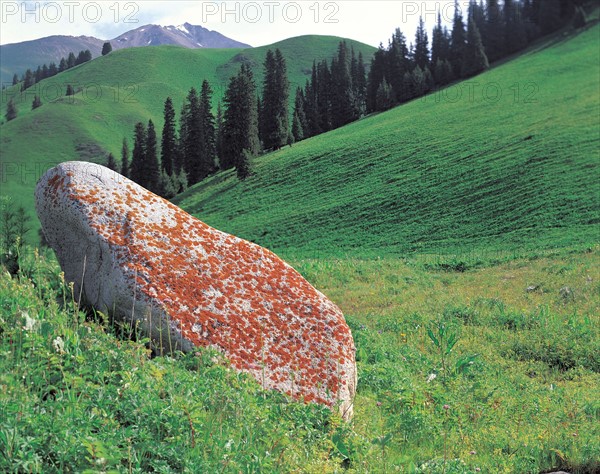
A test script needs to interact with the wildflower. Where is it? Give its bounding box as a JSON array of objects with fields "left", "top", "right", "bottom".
[
  {"left": 22, "top": 311, "right": 37, "bottom": 331},
  {"left": 443, "top": 404, "right": 450, "bottom": 410},
  {"left": 376, "top": 401, "right": 382, "bottom": 407},
  {"left": 470, "top": 450, "right": 476, "bottom": 455},
  {"left": 52, "top": 336, "right": 65, "bottom": 354},
  {"left": 426, "top": 373, "right": 437, "bottom": 383},
  {"left": 476, "top": 468, "right": 481, "bottom": 472}
]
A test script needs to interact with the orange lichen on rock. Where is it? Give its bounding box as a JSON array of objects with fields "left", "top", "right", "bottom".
[{"left": 35, "top": 162, "right": 357, "bottom": 419}]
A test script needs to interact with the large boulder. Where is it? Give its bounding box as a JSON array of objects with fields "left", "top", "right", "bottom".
[{"left": 36, "top": 162, "right": 356, "bottom": 418}]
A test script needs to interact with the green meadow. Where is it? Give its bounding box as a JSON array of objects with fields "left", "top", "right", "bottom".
[
  {"left": 0, "top": 35, "right": 376, "bottom": 235},
  {"left": 1, "top": 16, "right": 599, "bottom": 474}
]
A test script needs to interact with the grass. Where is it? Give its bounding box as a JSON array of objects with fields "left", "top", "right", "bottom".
[
  {"left": 0, "top": 35, "right": 376, "bottom": 240},
  {"left": 1, "top": 246, "right": 598, "bottom": 473},
  {"left": 173, "top": 22, "right": 600, "bottom": 262}
]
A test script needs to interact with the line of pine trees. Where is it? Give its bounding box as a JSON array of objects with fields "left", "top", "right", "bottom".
[
  {"left": 366, "top": 0, "right": 581, "bottom": 113},
  {"left": 13, "top": 50, "right": 93, "bottom": 92},
  {"left": 117, "top": 49, "right": 290, "bottom": 191},
  {"left": 112, "top": 0, "right": 583, "bottom": 194},
  {"left": 291, "top": 41, "right": 368, "bottom": 141}
]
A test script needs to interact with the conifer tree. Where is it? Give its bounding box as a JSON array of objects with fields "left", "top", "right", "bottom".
[
  {"left": 413, "top": 17, "right": 430, "bottom": 70},
  {"left": 367, "top": 45, "right": 386, "bottom": 113},
  {"left": 450, "top": 1, "right": 467, "bottom": 78},
  {"left": 102, "top": 42, "right": 113, "bottom": 56},
  {"left": 145, "top": 119, "right": 160, "bottom": 193},
  {"left": 130, "top": 122, "right": 147, "bottom": 186},
  {"left": 291, "top": 87, "right": 308, "bottom": 142},
  {"left": 462, "top": 16, "right": 489, "bottom": 78},
  {"left": 196, "top": 79, "right": 217, "bottom": 182},
  {"left": 48, "top": 62, "right": 58, "bottom": 77},
  {"left": 376, "top": 78, "right": 394, "bottom": 111},
  {"left": 12, "top": 74, "right": 18, "bottom": 86},
  {"left": 5, "top": 99, "right": 17, "bottom": 122},
  {"left": 431, "top": 12, "right": 446, "bottom": 68},
  {"left": 483, "top": 0, "right": 504, "bottom": 63},
  {"left": 330, "top": 41, "right": 356, "bottom": 128},
  {"left": 304, "top": 63, "right": 320, "bottom": 137},
  {"left": 106, "top": 153, "right": 117, "bottom": 171},
  {"left": 215, "top": 102, "right": 224, "bottom": 168},
  {"left": 66, "top": 84, "right": 74, "bottom": 96},
  {"left": 59, "top": 58, "right": 67, "bottom": 72},
  {"left": 23, "top": 69, "right": 34, "bottom": 90},
  {"left": 504, "top": 0, "right": 527, "bottom": 54},
  {"left": 161, "top": 97, "right": 177, "bottom": 176},
  {"left": 316, "top": 59, "right": 332, "bottom": 132},
  {"left": 353, "top": 51, "right": 367, "bottom": 116},
  {"left": 386, "top": 29, "right": 410, "bottom": 103},
  {"left": 32, "top": 95, "right": 42, "bottom": 110},
  {"left": 67, "top": 52, "right": 76, "bottom": 68},
  {"left": 222, "top": 64, "right": 259, "bottom": 179},
  {"left": 121, "top": 138, "right": 129, "bottom": 177},
  {"left": 180, "top": 87, "right": 201, "bottom": 181},
  {"left": 260, "top": 49, "right": 290, "bottom": 150}
]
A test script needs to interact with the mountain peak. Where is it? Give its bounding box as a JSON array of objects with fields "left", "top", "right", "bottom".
[{"left": 111, "top": 23, "right": 250, "bottom": 49}]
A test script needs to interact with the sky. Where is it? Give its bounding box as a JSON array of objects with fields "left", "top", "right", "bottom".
[{"left": 0, "top": 1, "right": 466, "bottom": 47}]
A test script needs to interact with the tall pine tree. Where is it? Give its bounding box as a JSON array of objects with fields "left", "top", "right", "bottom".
[
  {"left": 450, "top": 1, "right": 467, "bottom": 79},
  {"left": 161, "top": 97, "right": 177, "bottom": 176},
  {"left": 260, "top": 49, "right": 290, "bottom": 150},
  {"left": 462, "top": 15, "right": 490, "bottom": 78},
  {"left": 130, "top": 122, "right": 147, "bottom": 186},
  {"left": 291, "top": 87, "right": 307, "bottom": 142},
  {"left": 330, "top": 41, "right": 356, "bottom": 128},
  {"left": 196, "top": 79, "right": 217, "bottom": 182},
  {"left": 222, "top": 64, "right": 260, "bottom": 179},
  {"left": 121, "top": 138, "right": 129, "bottom": 177},
  {"left": 145, "top": 119, "right": 160, "bottom": 193},
  {"left": 413, "top": 17, "right": 430, "bottom": 70}
]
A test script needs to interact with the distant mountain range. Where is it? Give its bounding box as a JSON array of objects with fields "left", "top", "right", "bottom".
[{"left": 0, "top": 23, "right": 251, "bottom": 84}]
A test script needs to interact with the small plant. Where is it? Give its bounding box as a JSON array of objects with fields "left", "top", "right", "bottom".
[
  {"left": 427, "top": 318, "right": 459, "bottom": 383},
  {"left": 0, "top": 196, "right": 31, "bottom": 276}
]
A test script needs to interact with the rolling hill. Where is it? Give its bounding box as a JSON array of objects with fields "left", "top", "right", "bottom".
[
  {"left": 0, "top": 23, "right": 250, "bottom": 84},
  {"left": 172, "top": 23, "right": 600, "bottom": 260},
  {"left": 0, "top": 35, "right": 377, "bottom": 238}
]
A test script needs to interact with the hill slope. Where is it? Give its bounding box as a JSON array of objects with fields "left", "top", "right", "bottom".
[
  {"left": 0, "top": 35, "right": 376, "bottom": 237},
  {"left": 0, "top": 23, "right": 251, "bottom": 84},
  {"left": 173, "top": 24, "right": 600, "bottom": 260}
]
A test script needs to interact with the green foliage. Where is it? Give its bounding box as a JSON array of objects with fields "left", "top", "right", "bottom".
[
  {"left": 0, "top": 249, "right": 343, "bottom": 473},
  {"left": 5, "top": 98, "right": 17, "bottom": 122},
  {"left": 0, "top": 197, "right": 30, "bottom": 275},
  {"left": 0, "top": 36, "right": 376, "bottom": 240},
  {"left": 174, "top": 24, "right": 600, "bottom": 262},
  {"left": 102, "top": 41, "right": 113, "bottom": 56}
]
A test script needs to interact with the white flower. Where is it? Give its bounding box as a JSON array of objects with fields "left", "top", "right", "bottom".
[
  {"left": 52, "top": 336, "right": 65, "bottom": 354},
  {"left": 426, "top": 373, "right": 437, "bottom": 383},
  {"left": 22, "top": 312, "right": 37, "bottom": 331}
]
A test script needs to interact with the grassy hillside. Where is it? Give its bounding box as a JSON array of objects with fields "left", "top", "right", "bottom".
[
  {"left": 2, "top": 246, "right": 598, "bottom": 473},
  {"left": 0, "top": 36, "right": 376, "bottom": 237},
  {"left": 174, "top": 23, "right": 600, "bottom": 261}
]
